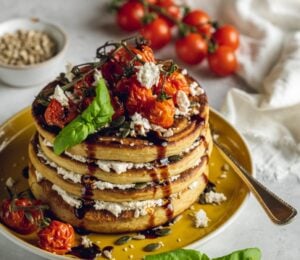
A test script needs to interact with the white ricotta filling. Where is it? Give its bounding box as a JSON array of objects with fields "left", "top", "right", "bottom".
[
  {"left": 81, "top": 236, "right": 93, "bottom": 248},
  {"left": 189, "top": 81, "right": 204, "bottom": 96},
  {"left": 188, "top": 181, "right": 199, "bottom": 190},
  {"left": 37, "top": 147, "right": 82, "bottom": 184},
  {"left": 130, "top": 112, "right": 151, "bottom": 137},
  {"left": 52, "top": 184, "right": 82, "bottom": 208},
  {"left": 51, "top": 184, "right": 164, "bottom": 218},
  {"left": 204, "top": 191, "right": 227, "bottom": 205},
  {"left": 136, "top": 62, "right": 161, "bottom": 89},
  {"left": 62, "top": 137, "right": 201, "bottom": 174},
  {"left": 37, "top": 146, "right": 182, "bottom": 190},
  {"left": 35, "top": 170, "right": 44, "bottom": 183},
  {"left": 176, "top": 90, "right": 191, "bottom": 115},
  {"left": 194, "top": 209, "right": 210, "bottom": 228},
  {"left": 50, "top": 86, "right": 69, "bottom": 107}
]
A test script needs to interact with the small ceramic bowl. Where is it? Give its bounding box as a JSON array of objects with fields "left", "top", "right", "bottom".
[{"left": 0, "top": 18, "right": 68, "bottom": 87}]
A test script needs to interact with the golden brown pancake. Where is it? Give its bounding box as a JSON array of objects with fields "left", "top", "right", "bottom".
[{"left": 28, "top": 165, "right": 208, "bottom": 233}]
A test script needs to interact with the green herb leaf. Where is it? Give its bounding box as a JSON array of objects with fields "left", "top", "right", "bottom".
[
  {"left": 212, "top": 248, "right": 261, "bottom": 260},
  {"left": 144, "top": 248, "right": 261, "bottom": 260},
  {"left": 144, "top": 249, "right": 210, "bottom": 260},
  {"left": 53, "top": 78, "right": 114, "bottom": 155}
]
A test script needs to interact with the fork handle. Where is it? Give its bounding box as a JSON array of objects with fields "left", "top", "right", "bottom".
[{"left": 214, "top": 141, "right": 297, "bottom": 225}]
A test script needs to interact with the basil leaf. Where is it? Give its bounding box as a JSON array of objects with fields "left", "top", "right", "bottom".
[
  {"left": 144, "top": 249, "right": 210, "bottom": 260},
  {"left": 53, "top": 78, "right": 114, "bottom": 155},
  {"left": 144, "top": 248, "right": 261, "bottom": 260},
  {"left": 212, "top": 248, "right": 261, "bottom": 260}
]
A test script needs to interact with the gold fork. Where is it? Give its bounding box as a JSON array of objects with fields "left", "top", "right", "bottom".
[{"left": 212, "top": 132, "right": 297, "bottom": 225}]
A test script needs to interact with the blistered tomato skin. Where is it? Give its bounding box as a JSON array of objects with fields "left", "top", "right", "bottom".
[
  {"left": 148, "top": 99, "right": 175, "bottom": 128},
  {"left": 0, "top": 198, "right": 43, "bottom": 235},
  {"left": 38, "top": 220, "right": 75, "bottom": 255},
  {"left": 126, "top": 79, "right": 155, "bottom": 115},
  {"left": 44, "top": 99, "right": 78, "bottom": 128}
]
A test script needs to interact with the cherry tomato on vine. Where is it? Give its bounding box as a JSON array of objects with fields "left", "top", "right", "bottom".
[
  {"left": 140, "top": 18, "right": 171, "bottom": 49},
  {"left": 175, "top": 33, "right": 208, "bottom": 65},
  {"left": 213, "top": 25, "right": 240, "bottom": 50},
  {"left": 183, "top": 10, "right": 212, "bottom": 38},
  {"left": 155, "top": 0, "right": 181, "bottom": 28},
  {"left": 0, "top": 198, "right": 43, "bottom": 235},
  {"left": 38, "top": 220, "right": 75, "bottom": 255},
  {"left": 208, "top": 46, "right": 238, "bottom": 76},
  {"left": 117, "top": 1, "right": 145, "bottom": 31}
]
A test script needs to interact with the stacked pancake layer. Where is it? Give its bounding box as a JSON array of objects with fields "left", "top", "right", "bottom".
[{"left": 29, "top": 94, "right": 212, "bottom": 233}]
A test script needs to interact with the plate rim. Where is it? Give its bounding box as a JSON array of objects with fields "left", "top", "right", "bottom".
[{"left": 0, "top": 106, "right": 254, "bottom": 259}]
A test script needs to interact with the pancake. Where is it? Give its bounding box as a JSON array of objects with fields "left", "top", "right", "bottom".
[
  {"left": 28, "top": 165, "right": 208, "bottom": 233},
  {"left": 28, "top": 38, "right": 212, "bottom": 233}
]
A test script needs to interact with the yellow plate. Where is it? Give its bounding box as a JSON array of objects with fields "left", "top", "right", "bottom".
[{"left": 0, "top": 107, "right": 252, "bottom": 260}]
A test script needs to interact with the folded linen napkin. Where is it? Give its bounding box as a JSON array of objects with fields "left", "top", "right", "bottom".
[{"left": 219, "top": 0, "right": 300, "bottom": 181}]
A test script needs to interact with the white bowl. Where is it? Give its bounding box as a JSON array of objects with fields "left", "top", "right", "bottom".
[{"left": 0, "top": 18, "right": 68, "bottom": 87}]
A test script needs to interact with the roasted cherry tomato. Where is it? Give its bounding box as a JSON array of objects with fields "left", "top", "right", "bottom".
[
  {"left": 147, "top": 99, "right": 175, "bottom": 128},
  {"left": 208, "top": 45, "right": 238, "bottom": 76},
  {"left": 155, "top": 0, "right": 181, "bottom": 28},
  {"left": 140, "top": 18, "right": 171, "bottom": 50},
  {"left": 132, "top": 45, "right": 156, "bottom": 63},
  {"left": 175, "top": 33, "right": 208, "bottom": 65},
  {"left": 111, "top": 95, "right": 125, "bottom": 119},
  {"left": 44, "top": 99, "right": 78, "bottom": 128},
  {"left": 38, "top": 220, "right": 75, "bottom": 255},
  {"left": 183, "top": 10, "right": 212, "bottom": 38},
  {"left": 126, "top": 80, "right": 154, "bottom": 114},
  {"left": 154, "top": 71, "right": 190, "bottom": 102},
  {"left": 117, "top": 0, "right": 144, "bottom": 31},
  {"left": 0, "top": 198, "right": 43, "bottom": 235},
  {"left": 213, "top": 25, "right": 240, "bottom": 50}
]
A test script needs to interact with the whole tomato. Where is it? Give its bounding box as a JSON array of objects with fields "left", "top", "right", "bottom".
[
  {"left": 155, "top": 0, "right": 181, "bottom": 28},
  {"left": 183, "top": 10, "right": 212, "bottom": 38},
  {"left": 38, "top": 220, "right": 75, "bottom": 255},
  {"left": 140, "top": 18, "right": 171, "bottom": 50},
  {"left": 175, "top": 33, "right": 208, "bottom": 65},
  {"left": 0, "top": 198, "right": 43, "bottom": 235},
  {"left": 213, "top": 25, "right": 240, "bottom": 50},
  {"left": 117, "top": 1, "right": 145, "bottom": 31},
  {"left": 147, "top": 99, "right": 175, "bottom": 128},
  {"left": 208, "top": 46, "right": 238, "bottom": 76}
]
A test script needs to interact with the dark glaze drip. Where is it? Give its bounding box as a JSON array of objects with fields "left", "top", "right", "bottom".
[
  {"left": 148, "top": 213, "right": 155, "bottom": 228},
  {"left": 74, "top": 226, "right": 91, "bottom": 236},
  {"left": 160, "top": 166, "right": 173, "bottom": 221},
  {"left": 87, "top": 162, "right": 97, "bottom": 174},
  {"left": 81, "top": 175, "right": 97, "bottom": 199},
  {"left": 191, "top": 115, "right": 205, "bottom": 125},
  {"left": 74, "top": 199, "right": 95, "bottom": 219},
  {"left": 69, "top": 243, "right": 101, "bottom": 260},
  {"left": 22, "top": 166, "right": 29, "bottom": 179},
  {"left": 140, "top": 228, "right": 159, "bottom": 239},
  {"left": 146, "top": 131, "right": 167, "bottom": 159},
  {"left": 199, "top": 135, "right": 209, "bottom": 152}
]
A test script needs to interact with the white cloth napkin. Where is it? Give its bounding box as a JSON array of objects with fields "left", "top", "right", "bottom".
[{"left": 218, "top": 0, "right": 300, "bottom": 181}]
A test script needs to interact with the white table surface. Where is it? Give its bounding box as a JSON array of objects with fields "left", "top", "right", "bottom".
[{"left": 0, "top": 0, "right": 299, "bottom": 259}]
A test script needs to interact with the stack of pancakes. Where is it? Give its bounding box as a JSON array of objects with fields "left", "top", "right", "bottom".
[{"left": 28, "top": 76, "right": 212, "bottom": 233}]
